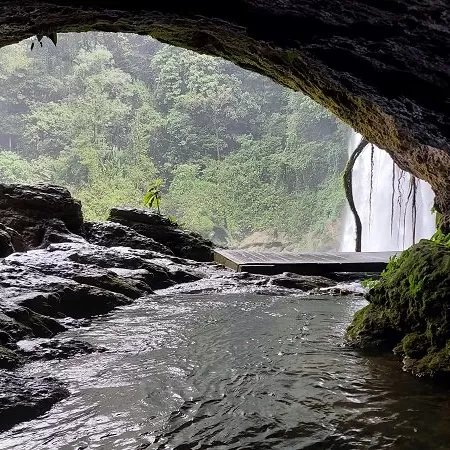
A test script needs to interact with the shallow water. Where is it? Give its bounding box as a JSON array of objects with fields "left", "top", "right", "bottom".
[{"left": 1, "top": 293, "right": 450, "bottom": 449}]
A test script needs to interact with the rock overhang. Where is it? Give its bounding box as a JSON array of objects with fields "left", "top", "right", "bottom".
[{"left": 0, "top": 0, "right": 449, "bottom": 226}]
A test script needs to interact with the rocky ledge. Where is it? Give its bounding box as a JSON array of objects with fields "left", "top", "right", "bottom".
[
  {"left": 108, "top": 207, "right": 214, "bottom": 261},
  {"left": 346, "top": 239, "right": 450, "bottom": 380},
  {"left": 0, "top": 182, "right": 348, "bottom": 431},
  {"left": 0, "top": 183, "right": 217, "bottom": 430}
]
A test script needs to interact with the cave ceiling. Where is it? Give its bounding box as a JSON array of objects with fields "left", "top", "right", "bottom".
[{"left": 0, "top": 1, "right": 449, "bottom": 220}]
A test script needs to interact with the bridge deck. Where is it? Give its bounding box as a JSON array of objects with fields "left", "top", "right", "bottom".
[{"left": 214, "top": 249, "right": 397, "bottom": 275}]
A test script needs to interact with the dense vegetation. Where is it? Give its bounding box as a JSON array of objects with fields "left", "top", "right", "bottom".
[{"left": 0, "top": 33, "right": 348, "bottom": 250}]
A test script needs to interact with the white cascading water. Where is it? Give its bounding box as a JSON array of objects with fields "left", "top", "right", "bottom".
[{"left": 341, "top": 131, "right": 436, "bottom": 252}]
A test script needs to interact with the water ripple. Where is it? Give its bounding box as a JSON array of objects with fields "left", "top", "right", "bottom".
[{"left": 1, "top": 293, "right": 450, "bottom": 449}]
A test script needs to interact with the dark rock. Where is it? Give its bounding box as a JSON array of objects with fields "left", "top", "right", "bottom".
[
  {"left": 0, "top": 372, "right": 69, "bottom": 431},
  {"left": 108, "top": 267, "right": 159, "bottom": 287},
  {"left": 0, "top": 329, "right": 11, "bottom": 345},
  {"left": 0, "top": 183, "right": 83, "bottom": 250},
  {"left": 38, "top": 219, "right": 87, "bottom": 248},
  {"left": 0, "top": 261, "right": 133, "bottom": 318},
  {"left": 6, "top": 249, "right": 153, "bottom": 299},
  {"left": 346, "top": 240, "right": 450, "bottom": 379},
  {"left": 19, "top": 285, "right": 132, "bottom": 320},
  {"left": 0, "top": 223, "right": 25, "bottom": 257},
  {"left": 109, "top": 207, "right": 214, "bottom": 262},
  {"left": 316, "top": 286, "right": 364, "bottom": 296},
  {"left": 2, "top": 305, "right": 67, "bottom": 337},
  {"left": 156, "top": 268, "right": 300, "bottom": 296},
  {"left": 0, "top": 345, "right": 21, "bottom": 369},
  {"left": 0, "top": 226, "right": 14, "bottom": 258},
  {"left": 0, "top": 310, "right": 47, "bottom": 342},
  {"left": 270, "top": 272, "right": 335, "bottom": 290},
  {"left": 19, "top": 338, "right": 105, "bottom": 361},
  {"left": 50, "top": 242, "right": 175, "bottom": 289},
  {"left": 84, "top": 221, "right": 172, "bottom": 254}
]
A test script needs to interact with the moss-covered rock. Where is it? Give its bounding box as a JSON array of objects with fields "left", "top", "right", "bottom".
[{"left": 346, "top": 239, "right": 450, "bottom": 379}]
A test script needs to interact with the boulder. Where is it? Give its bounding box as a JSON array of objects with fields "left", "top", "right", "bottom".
[
  {"left": 46, "top": 242, "right": 175, "bottom": 289},
  {"left": 0, "top": 260, "right": 133, "bottom": 357},
  {"left": 0, "top": 225, "right": 14, "bottom": 258},
  {"left": 0, "top": 373, "right": 69, "bottom": 432},
  {"left": 38, "top": 219, "right": 87, "bottom": 248},
  {"left": 0, "top": 345, "right": 22, "bottom": 369},
  {"left": 0, "top": 223, "right": 26, "bottom": 257},
  {"left": 6, "top": 249, "right": 154, "bottom": 299},
  {"left": 346, "top": 240, "right": 450, "bottom": 379},
  {"left": 0, "top": 183, "right": 83, "bottom": 250},
  {"left": 84, "top": 221, "right": 172, "bottom": 254},
  {"left": 18, "top": 338, "right": 105, "bottom": 361},
  {"left": 270, "top": 272, "right": 335, "bottom": 290},
  {"left": 108, "top": 207, "right": 214, "bottom": 262},
  {"left": 1, "top": 304, "right": 66, "bottom": 338}
]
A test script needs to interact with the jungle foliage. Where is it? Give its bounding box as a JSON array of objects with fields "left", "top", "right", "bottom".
[{"left": 0, "top": 33, "right": 348, "bottom": 249}]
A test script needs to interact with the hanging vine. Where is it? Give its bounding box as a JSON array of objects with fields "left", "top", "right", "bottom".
[
  {"left": 343, "top": 136, "right": 369, "bottom": 252},
  {"left": 396, "top": 169, "right": 406, "bottom": 244},
  {"left": 410, "top": 176, "right": 418, "bottom": 244},
  {"left": 368, "top": 144, "right": 375, "bottom": 231},
  {"left": 390, "top": 161, "right": 396, "bottom": 236}
]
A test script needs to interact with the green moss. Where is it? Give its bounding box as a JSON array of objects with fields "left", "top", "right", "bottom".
[
  {"left": 402, "top": 341, "right": 450, "bottom": 379},
  {"left": 345, "top": 304, "right": 401, "bottom": 352},
  {"left": 346, "top": 238, "right": 450, "bottom": 379},
  {"left": 394, "top": 332, "right": 430, "bottom": 359}
]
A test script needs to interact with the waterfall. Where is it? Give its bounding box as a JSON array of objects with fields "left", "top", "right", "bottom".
[{"left": 341, "top": 131, "right": 436, "bottom": 252}]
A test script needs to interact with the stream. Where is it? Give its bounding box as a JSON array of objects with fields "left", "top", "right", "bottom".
[{"left": 1, "top": 292, "right": 450, "bottom": 449}]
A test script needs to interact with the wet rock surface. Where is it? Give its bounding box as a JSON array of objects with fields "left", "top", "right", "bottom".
[
  {"left": 5, "top": 249, "right": 154, "bottom": 300},
  {"left": 270, "top": 272, "right": 335, "bottom": 290},
  {"left": 84, "top": 221, "right": 172, "bottom": 254},
  {"left": 109, "top": 207, "right": 214, "bottom": 261},
  {"left": 0, "top": 372, "right": 69, "bottom": 432},
  {"left": 0, "top": 224, "right": 15, "bottom": 257},
  {"left": 18, "top": 338, "right": 105, "bottom": 361},
  {"left": 0, "top": 184, "right": 83, "bottom": 250},
  {"left": 0, "top": 345, "right": 22, "bottom": 369},
  {"left": 157, "top": 270, "right": 338, "bottom": 297},
  {"left": 0, "top": 183, "right": 358, "bottom": 431}
]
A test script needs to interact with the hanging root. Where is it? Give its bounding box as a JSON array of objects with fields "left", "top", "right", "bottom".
[
  {"left": 390, "top": 161, "right": 396, "bottom": 236},
  {"left": 397, "top": 169, "right": 406, "bottom": 244},
  {"left": 368, "top": 144, "right": 374, "bottom": 231},
  {"left": 411, "top": 176, "right": 418, "bottom": 244},
  {"left": 343, "top": 136, "right": 369, "bottom": 252},
  {"left": 404, "top": 176, "right": 413, "bottom": 248}
]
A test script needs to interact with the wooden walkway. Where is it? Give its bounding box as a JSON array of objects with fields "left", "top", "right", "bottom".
[{"left": 214, "top": 249, "right": 397, "bottom": 275}]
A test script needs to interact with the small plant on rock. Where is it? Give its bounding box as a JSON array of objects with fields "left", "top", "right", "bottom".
[{"left": 143, "top": 178, "right": 164, "bottom": 214}]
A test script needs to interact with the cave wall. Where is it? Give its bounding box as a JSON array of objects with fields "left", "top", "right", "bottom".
[{"left": 0, "top": 1, "right": 449, "bottom": 228}]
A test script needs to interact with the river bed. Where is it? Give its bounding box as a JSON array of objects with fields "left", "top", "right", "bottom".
[{"left": 1, "top": 292, "right": 450, "bottom": 449}]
